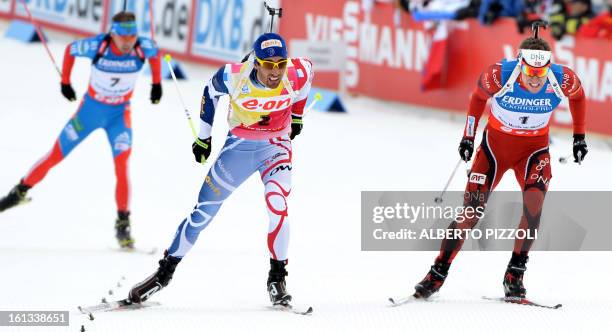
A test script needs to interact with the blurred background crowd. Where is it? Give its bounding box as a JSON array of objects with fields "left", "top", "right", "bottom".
[{"left": 386, "top": 0, "right": 612, "bottom": 40}]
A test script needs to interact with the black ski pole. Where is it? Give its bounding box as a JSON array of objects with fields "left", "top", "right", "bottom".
[
  {"left": 531, "top": 20, "right": 548, "bottom": 39},
  {"left": 264, "top": 2, "right": 283, "bottom": 32}
]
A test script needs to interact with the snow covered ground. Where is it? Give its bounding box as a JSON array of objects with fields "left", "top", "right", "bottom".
[{"left": 1, "top": 27, "right": 611, "bottom": 332}]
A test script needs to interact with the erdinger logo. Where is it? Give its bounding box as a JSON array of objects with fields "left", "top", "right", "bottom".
[
  {"left": 469, "top": 173, "right": 487, "bottom": 185},
  {"left": 97, "top": 59, "right": 137, "bottom": 70},
  {"left": 240, "top": 97, "right": 291, "bottom": 112},
  {"left": 501, "top": 96, "right": 552, "bottom": 107}
]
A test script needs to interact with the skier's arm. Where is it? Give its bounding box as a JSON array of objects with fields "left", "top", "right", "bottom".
[
  {"left": 198, "top": 65, "right": 230, "bottom": 139},
  {"left": 61, "top": 44, "right": 75, "bottom": 85},
  {"left": 561, "top": 66, "right": 586, "bottom": 135},
  {"left": 288, "top": 58, "right": 314, "bottom": 140},
  {"left": 139, "top": 37, "right": 161, "bottom": 85},
  {"left": 560, "top": 66, "right": 588, "bottom": 162},
  {"left": 60, "top": 40, "right": 89, "bottom": 101},
  {"left": 289, "top": 58, "right": 314, "bottom": 117},
  {"left": 463, "top": 63, "right": 502, "bottom": 139},
  {"left": 62, "top": 35, "right": 104, "bottom": 84},
  {"left": 149, "top": 55, "right": 161, "bottom": 84}
]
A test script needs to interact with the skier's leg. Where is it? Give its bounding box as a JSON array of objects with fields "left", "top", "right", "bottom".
[
  {"left": 437, "top": 131, "right": 506, "bottom": 265},
  {"left": 259, "top": 137, "right": 292, "bottom": 262},
  {"left": 167, "top": 136, "right": 256, "bottom": 258},
  {"left": 22, "top": 98, "right": 99, "bottom": 188},
  {"left": 1, "top": 97, "right": 101, "bottom": 212},
  {"left": 130, "top": 136, "right": 257, "bottom": 303},
  {"left": 415, "top": 131, "right": 507, "bottom": 298},
  {"left": 104, "top": 103, "right": 134, "bottom": 248},
  {"left": 258, "top": 136, "right": 293, "bottom": 305},
  {"left": 502, "top": 146, "right": 551, "bottom": 298},
  {"left": 513, "top": 147, "right": 551, "bottom": 255}
]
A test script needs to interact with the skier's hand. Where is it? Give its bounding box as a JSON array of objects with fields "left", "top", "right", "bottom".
[
  {"left": 61, "top": 83, "right": 76, "bottom": 102},
  {"left": 290, "top": 115, "right": 303, "bottom": 140},
  {"left": 458, "top": 137, "right": 474, "bottom": 162},
  {"left": 192, "top": 137, "right": 211, "bottom": 164},
  {"left": 573, "top": 134, "right": 588, "bottom": 164},
  {"left": 150, "top": 83, "right": 162, "bottom": 104}
]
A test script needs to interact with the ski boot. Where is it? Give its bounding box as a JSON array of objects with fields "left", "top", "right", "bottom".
[
  {"left": 0, "top": 182, "right": 31, "bottom": 212},
  {"left": 115, "top": 211, "right": 135, "bottom": 249},
  {"left": 414, "top": 260, "right": 451, "bottom": 299},
  {"left": 128, "top": 250, "right": 182, "bottom": 303},
  {"left": 503, "top": 253, "right": 528, "bottom": 298},
  {"left": 267, "top": 259, "right": 292, "bottom": 306}
]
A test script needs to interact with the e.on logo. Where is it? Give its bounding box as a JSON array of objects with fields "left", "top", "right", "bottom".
[{"left": 240, "top": 97, "right": 291, "bottom": 112}]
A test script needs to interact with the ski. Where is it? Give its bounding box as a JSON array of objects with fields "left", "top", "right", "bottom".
[
  {"left": 78, "top": 298, "right": 161, "bottom": 316},
  {"left": 109, "top": 246, "right": 158, "bottom": 255},
  {"left": 271, "top": 303, "right": 313, "bottom": 315},
  {"left": 0, "top": 190, "right": 31, "bottom": 213},
  {"left": 389, "top": 296, "right": 415, "bottom": 307},
  {"left": 388, "top": 293, "right": 427, "bottom": 307},
  {"left": 482, "top": 296, "right": 562, "bottom": 309}
]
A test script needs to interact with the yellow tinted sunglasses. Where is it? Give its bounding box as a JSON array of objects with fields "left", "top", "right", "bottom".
[{"left": 255, "top": 57, "right": 288, "bottom": 70}]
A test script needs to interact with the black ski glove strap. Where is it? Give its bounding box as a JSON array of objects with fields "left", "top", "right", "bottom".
[
  {"left": 290, "top": 115, "right": 303, "bottom": 140},
  {"left": 61, "top": 83, "right": 76, "bottom": 102},
  {"left": 150, "top": 83, "right": 162, "bottom": 104},
  {"left": 573, "top": 134, "right": 588, "bottom": 164},
  {"left": 192, "top": 137, "right": 212, "bottom": 164},
  {"left": 458, "top": 137, "right": 475, "bottom": 162}
]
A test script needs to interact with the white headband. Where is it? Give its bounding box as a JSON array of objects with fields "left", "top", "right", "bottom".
[{"left": 519, "top": 49, "right": 552, "bottom": 68}]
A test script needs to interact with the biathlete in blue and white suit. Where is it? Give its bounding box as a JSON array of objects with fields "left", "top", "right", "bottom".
[
  {"left": 129, "top": 33, "right": 314, "bottom": 307},
  {"left": 0, "top": 12, "right": 162, "bottom": 249}
]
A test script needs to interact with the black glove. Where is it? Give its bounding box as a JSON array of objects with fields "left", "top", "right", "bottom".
[
  {"left": 573, "top": 134, "right": 588, "bottom": 164},
  {"left": 150, "top": 83, "right": 162, "bottom": 104},
  {"left": 290, "top": 115, "right": 303, "bottom": 140},
  {"left": 192, "top": 137, "right": 211, "bottom": 164},
  {"left": 458, "top": 137, "right": 475, "bottom": 162},
  {"left": 61, "top": 83, "right": 76, "bottom": 102}
]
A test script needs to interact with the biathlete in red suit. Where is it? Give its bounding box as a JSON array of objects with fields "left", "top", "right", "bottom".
[{"left": 413, "top": 35, "right": 588, "bottom": 299}]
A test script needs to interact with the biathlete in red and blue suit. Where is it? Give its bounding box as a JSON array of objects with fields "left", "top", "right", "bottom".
[{"left": 0, "top": 11, "right": 162, "bottom": 249}]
